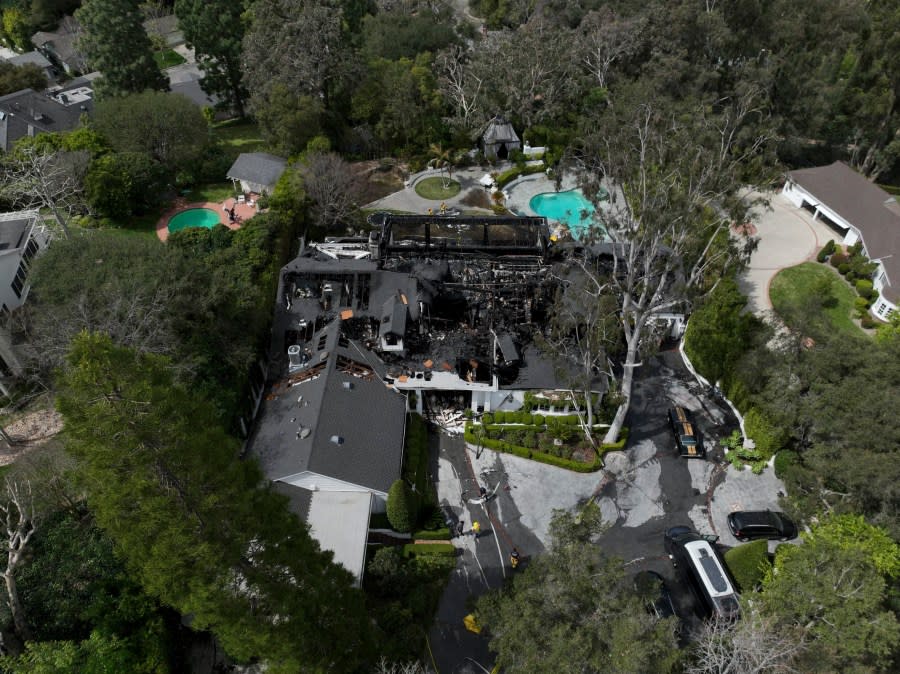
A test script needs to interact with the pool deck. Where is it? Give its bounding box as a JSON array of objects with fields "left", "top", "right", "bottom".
[
  {"left": 155, "top": 196, "right": 258, "bottom": 242},
  {"left": 503, "top": 171, "right": 581, "bottom": 216}
]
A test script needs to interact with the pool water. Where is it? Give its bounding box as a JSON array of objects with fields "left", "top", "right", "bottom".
[
  {"left": 529, "top": 190, "right": 600, "bottom": 239},
  {"left": 167, "top": 208, "right": 222, "bottom": 233}
]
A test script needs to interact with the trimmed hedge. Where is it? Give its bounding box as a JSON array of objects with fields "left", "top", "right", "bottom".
[
  {"left": 463, "top": 424, "right": 628, "bottom": 472},
  {"left": 496, "top": 163, "right": 546, "bottom": 189},
  {"left": 387, "top": 480, "right": 415, "bottom": 533},
  {"left": 830, "top": 252, "right": 848, "bottom": 268},
  {"left": 414, "top": 528, "right": 451, "bottom": 541},
  {"left": 743, "top": 407, "right": 787, "bottom": 458},
  {"left": 724, "top": 539, "right": 771, "bottom": 592},
  {"left": 403, "top": 543, "right": 456, "bottom": 558}
]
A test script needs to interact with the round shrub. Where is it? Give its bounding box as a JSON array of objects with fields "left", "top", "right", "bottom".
[
  {"left": 481, "top": 413, "right": 494, "bottom": 424},
  {"left": 838, "top": 263, "right": 850, "bottom": 275},
  {"left": 816, "top": 249, "right": 828, "bottom": 263},
  {"left": 493, "top": 411, "right": 507, "bottom": 424},
  {"left": 856, "top": 279, "right": 874, "bottom": 299},
  {"left": 532, "top": 414, "right": 545, "bottom": 426},
  {"left": 386, "top": 479, "right": 415, "bottom": 533},
  {"left": 830, "top": 252, "right": 848, "bottom": 268},
  {"left": 861, "top": 314, "right": 877, "bottom": 329},
  {"left": 773, "top": 450, "right": 799, "bottom": 479},
  {"left": 822, "top": 239, "right": 836, "bottom": 256}
]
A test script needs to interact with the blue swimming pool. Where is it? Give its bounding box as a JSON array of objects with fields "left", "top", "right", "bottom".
[{"left": 529, "top": 190, "right": 598, "bottom": 239}]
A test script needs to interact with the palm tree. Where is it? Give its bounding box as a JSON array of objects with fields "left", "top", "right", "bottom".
[{"left": 428, "top": 143, "right": 453, "bottom": 189}]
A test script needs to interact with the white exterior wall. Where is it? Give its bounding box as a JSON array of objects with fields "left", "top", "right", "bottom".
[
  {"left": 782, "top": 182, "right": 858, "bottom": 245},
  {"left": 279, "top": 470, "right": 389, "bottom": 512}
]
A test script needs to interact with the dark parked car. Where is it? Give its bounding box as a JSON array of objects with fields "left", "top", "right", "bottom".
[
  {"left": 664, "top": 526, "right": 740, "bottom": 621},
  {"left": 727, "top": 510, "right": 798, "bottom": 541},
  {"left": 667, "top": 406, "right": 705, "bottom": 458},
  {"left": 633, "top": 570, "right": 677, "bottom": 620}
]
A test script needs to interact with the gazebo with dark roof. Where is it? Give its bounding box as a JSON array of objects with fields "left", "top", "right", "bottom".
[{"left": 480, "top": 115, "right": 521, "bottom": 160}]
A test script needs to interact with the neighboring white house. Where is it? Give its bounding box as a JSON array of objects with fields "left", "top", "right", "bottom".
[
  {"left": 0, "top": 210, "right": 51, "bottom": 395},
  {"left": 226, "top": 152, "right": 288, "bottom": 195},
  {"left": 783, "top": 161, "right": 900, "bottom": 319}
]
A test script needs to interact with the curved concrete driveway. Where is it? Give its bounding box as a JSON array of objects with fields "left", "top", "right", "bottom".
[{"left": 740, "top": 190, "right": 839, "bottom": 315}]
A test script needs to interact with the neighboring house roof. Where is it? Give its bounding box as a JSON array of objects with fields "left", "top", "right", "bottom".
[
  {"left": 380, "top": 293, "right": 408, "bottom": 338},
  {"left": 482, "top": 115, "right": 519, "bottom": 145},
  {"left": 789, "top": 161, "right": 900, "bottom": 301},
  {"left": 0, "top": 88, "right": 89, "bottom": 152},
  {"left": 31, "top": 16, "right": 85, "bottom": 72},
  {"left": 226, "top": 152, "right": 288, "bottom": 191},
  {"left": 247, "top": 321, "right": 407, "bottom": 494},
  {"left": 6, "top": 51, "right": 52, "bottom": 71},
  {"left": 0, "top": 210, "right": 39, "bottom": 254}
]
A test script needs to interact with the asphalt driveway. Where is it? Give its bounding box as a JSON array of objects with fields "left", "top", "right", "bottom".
[{"left": 426, "top": 345, "right": 788, "bottom": 670}]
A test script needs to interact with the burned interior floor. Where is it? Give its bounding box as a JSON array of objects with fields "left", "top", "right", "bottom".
[{"left": 267, "top": 214, "right": 607, "bottom": 415}]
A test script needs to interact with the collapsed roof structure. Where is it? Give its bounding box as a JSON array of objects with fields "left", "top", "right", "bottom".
[{"left": 245, "top": 213, "right": 608, "bottom": 582}]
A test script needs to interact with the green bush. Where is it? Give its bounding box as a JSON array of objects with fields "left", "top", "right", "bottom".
[
  {"left": 387, "top": 480, "right": 415, "bottom": 533},
  {"left": 413, "top": 528, "right": 451, "bottom": 541},
  {"left": 495, "top": 163, "right": 546, "bottom": 188},
  {"left": 819, "top": 239, "right": 836, "bottom": 259},
  {"left": 744, "top": 407, "right": 787, "bottom": 458},
  {"left": 855, "top": 296, "right": 871, "bottom": 315},
  {"left": 838, "top": 263, "right": 850, "bottom": 275},
  {"left": 531, "top": 414, "right": 545, "bottom": 426},
  {"left": 773, "top": 450, "right": 799, "bottom": 479},
  {"left": 724, "top": 540, "right": 771, "bottom": 592},
  {"left": 856, "top": 279, "right": 875, "bottom": 299},
  {"left": 861, "top": 314, "right": 878, "bottom": 329},
  {"left": 830, "top": 252, "right": 848, "bottom": 268},
  {"left": 481, "top": 413, "right": 493, "bottom": 424},
  {"left": 402, "top": 543, "right": 456, "bottom": 558}
]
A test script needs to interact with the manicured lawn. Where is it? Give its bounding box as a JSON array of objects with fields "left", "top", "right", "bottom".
[
  {"left": 153, "top": 49, "right": 186, "bottom": 70},
  {"left": 770, "top": 262, "right": 862, "bottom": 336},
  {"left": 414, "top": 177, "right": 461, "bottom": 200},
  {"left": 187, "top": 182, "right": 236, "bottom": 203},
  {"left": 212, "top": 119, "right": 268, "bottom": 157}
]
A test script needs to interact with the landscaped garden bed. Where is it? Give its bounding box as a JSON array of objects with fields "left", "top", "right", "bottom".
[{"left": 463, "top": 412, "right": 628, "bottom": 472}]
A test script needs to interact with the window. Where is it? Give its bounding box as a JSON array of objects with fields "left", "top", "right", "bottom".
[{"left": 10, "top": 262, "right": 27, "bottom": 299}]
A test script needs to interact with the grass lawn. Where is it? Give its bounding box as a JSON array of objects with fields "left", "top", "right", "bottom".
[
  {"left": 414, "top": 177, "right": 461, "bottom": 200},
  {"left": 92, "top": 182, "right": 236, "bottom": 240},
  {"left": 770, "top": 262, "right": 862, "bottom": 336},
  {"left": 212, "top": 119, "right": 268, "bottom": 159},
  {"left": 153, "top": 49, "right": 186, "bottom": 70}
]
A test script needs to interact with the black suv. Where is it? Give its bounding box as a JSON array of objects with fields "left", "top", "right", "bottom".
[
  {"left": 667, "top": 407, "right": 705, "bottom": 458},
  {"left": 727, "top": 510, "right": 798, "bottom": 541}
]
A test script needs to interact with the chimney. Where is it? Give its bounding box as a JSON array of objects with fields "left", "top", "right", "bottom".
[{"left": 288, "top": 344, "right": 302, "bottom": 369}]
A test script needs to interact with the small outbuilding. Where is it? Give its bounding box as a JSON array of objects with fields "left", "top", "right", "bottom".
[
  {"left": 480, "top": 115, "right": 520, "bottom": 160},
  {"left": 226, "top": 152, "right": 288, "bottom": 195}
]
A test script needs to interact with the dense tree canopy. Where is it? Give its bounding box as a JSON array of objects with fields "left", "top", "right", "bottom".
[
  {"left": 56, "top": 333, "right": 375, "bottom": 672},
  {"left": 75, "top": 0, "right": 168, "bottom": 98},
  {"left": 477, "top": 507, "right": 680, "bottom": 673},
  {"left": 0, "top": 62, "right": 47, "bottom": 96}
]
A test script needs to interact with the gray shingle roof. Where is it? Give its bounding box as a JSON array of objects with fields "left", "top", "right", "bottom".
[
  {"left": 482, "top": 115, "right": 519, "bottom": 145},
  {"left": 226, "top": 152, "right": 288, "bottom": 190},
  {"left": 31, "top": 16, "right": 84, "bottom": 70},
  {"left": 0, "top": 88, "right": 87, "bottom": 152},
  {"left": 789, "top": 161, "right": 900, "bottom": 300},
  {"left": 247, "top": 322, "right": 407, "bottom": 493},
  {"left": 6, "top": 51, "right": 52, "bottom": 70}
]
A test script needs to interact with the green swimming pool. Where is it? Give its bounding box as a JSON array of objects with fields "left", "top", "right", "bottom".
[
  {"left": 167, "top": 208, "right": 222, "bottom": 233},
  {"left": 529, "top": 190, "right": 598, "bottom": 239}
]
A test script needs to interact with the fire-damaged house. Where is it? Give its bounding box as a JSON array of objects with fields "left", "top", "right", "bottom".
[{"left": 245, "top": 213, "right": 608, "bottom": 583}]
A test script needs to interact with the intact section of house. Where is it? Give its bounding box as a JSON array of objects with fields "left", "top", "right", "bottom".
[
  {"left": 0, "top": 210, "right": 51, "bottom": 395},
  {"left": 226, "top": 153, "right": 288, "bottom": 196},
  {"left": 784, "top": 161, "right": 900, "bottom": 319}
]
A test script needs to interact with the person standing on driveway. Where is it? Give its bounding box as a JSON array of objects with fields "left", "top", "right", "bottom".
[{"left": 471, "top": 520, "right": 481, "bottom": 538}]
